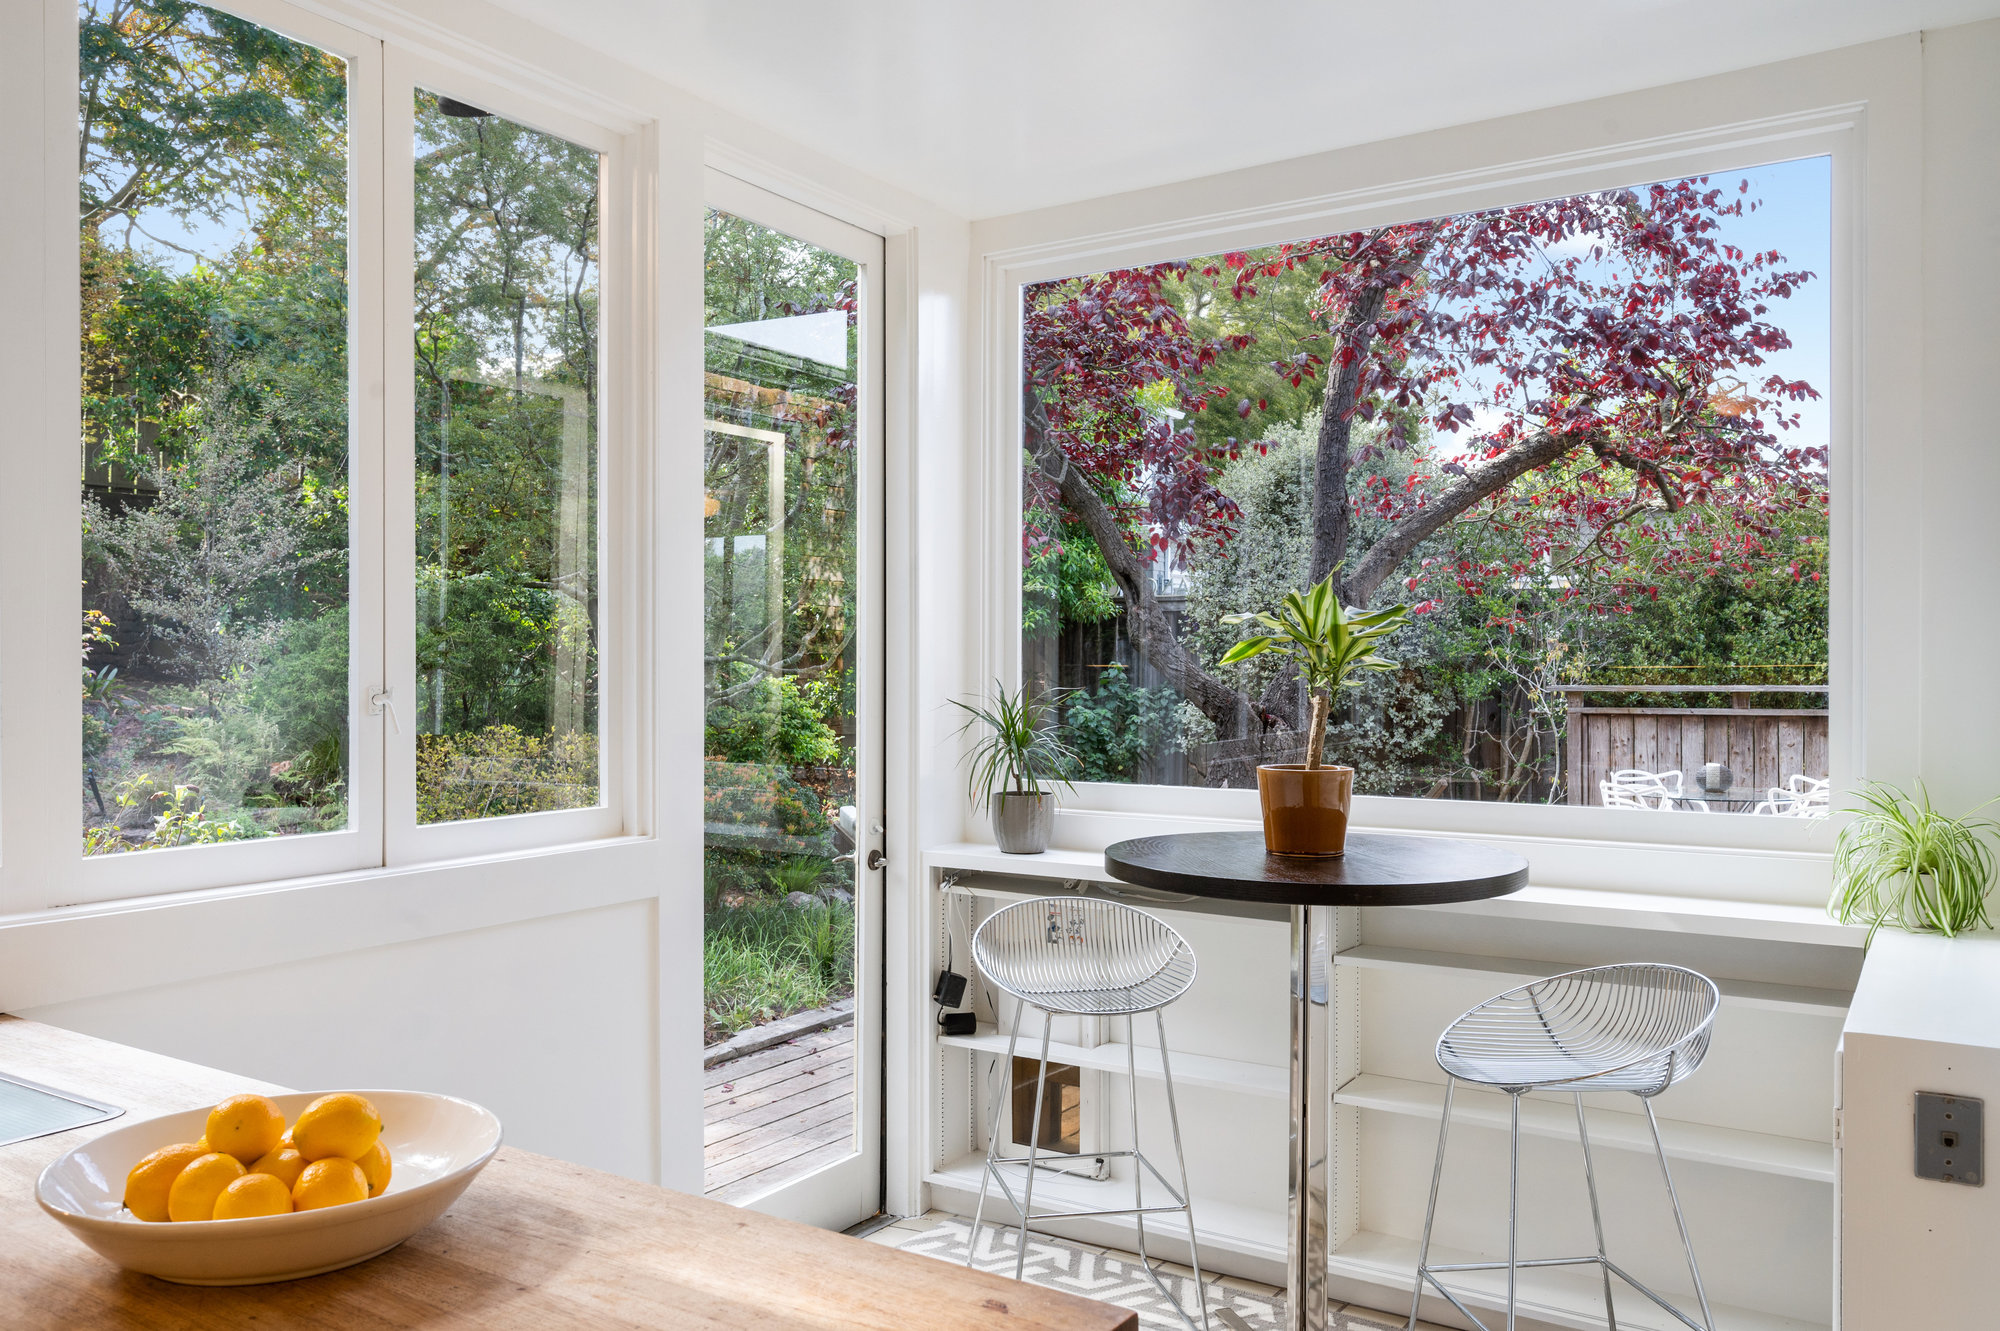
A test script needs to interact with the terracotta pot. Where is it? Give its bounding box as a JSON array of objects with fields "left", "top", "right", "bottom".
[
  {"left": 1256, "top": 764, "right": 1354, "bottom": 856},
  {"left": 992, "top": 792, "right": 1053, "bottom": 854}
]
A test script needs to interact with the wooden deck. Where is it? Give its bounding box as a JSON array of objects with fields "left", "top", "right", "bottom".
[{"left": 704, "top": 1023, "right": 855, "bottom": 1202}]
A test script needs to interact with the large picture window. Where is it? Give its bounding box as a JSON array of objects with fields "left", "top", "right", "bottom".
[{"left": 1022, "top": 159, "right": 1831, "bottom": 816}]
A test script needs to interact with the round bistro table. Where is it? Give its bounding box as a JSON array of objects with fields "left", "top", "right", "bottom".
[{"left": 1104, "top": 830, "right": 1528, "bottom": 1331}]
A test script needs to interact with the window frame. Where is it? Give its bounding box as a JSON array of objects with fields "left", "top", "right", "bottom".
[
  {"left": 980, "top": 109, "right": 1872, "bottom": 887},
  {"left": 11, "top": 0, "right": 645, "bottom": 912},
  {"left": 383, "top": 47, "right": 631, "bottom": 865}
]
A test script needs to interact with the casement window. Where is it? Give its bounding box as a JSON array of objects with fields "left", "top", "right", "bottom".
[
  {"left": 61, "top": 0, "right": 634, "bottom": 901},
  {"left": 1010, "top": 153, "right": 1839, "bottom": 845}
]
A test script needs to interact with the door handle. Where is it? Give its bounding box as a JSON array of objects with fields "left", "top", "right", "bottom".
[{"left": 866, "top": 849, "right": 888, "bottom": 871}]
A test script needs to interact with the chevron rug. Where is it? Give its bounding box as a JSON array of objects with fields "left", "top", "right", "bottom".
[{"left": 892, "top": 1219, "right": 1401, "bottom": 1331}]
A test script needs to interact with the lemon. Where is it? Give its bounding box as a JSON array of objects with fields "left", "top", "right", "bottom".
[
  {"left": 291, "top": 1157, "right": 367, "bottom": 1211},
  {"left": 249, "top": 1145, "right": 308, "bottom": 1191},
  {"left": 292, "top": 1093, "right": 381, "bottom": 1163},
  {"left": 212, "top": 1172, "right": 293, "bottom": 1220},
  {"left": 356, "top": 1140, "right": 392, "bottom": 1197},
  {"left": 205, "top": 1094, "right": 286, "bottom": 1165},
  {"left": 123, "top": 1142, "right": 209, "bottom": 1223},
  {"left": 167, "top": 1151, "right": 246, "bottom": 1222}
]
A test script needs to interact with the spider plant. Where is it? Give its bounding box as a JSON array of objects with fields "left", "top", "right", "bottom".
[
  {"left": 1830, "top": 782, "right": 1998, "bottom": 941},
  {"left": 949, "top": 680, "right": 1078, "bottom": 812},
  {"left": 1218, "top": 570, "right": 1411, "bottom": 768}
]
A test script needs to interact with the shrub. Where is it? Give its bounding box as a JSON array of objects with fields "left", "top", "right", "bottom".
[
  {"left": 705, "top": 674, "right": 843, "bottom": 766},
  {"left": 240, "top": 606, "right": 349, "bottom": 755},
  {"left": 1061, "top": 669, "right": 1188, "bottom": 782},
  {"left": 415, "top": 726, "right": 598, "bottom": 822},
  {"left": 703, "top": 897, "right": 854, "bottom": 1040}
]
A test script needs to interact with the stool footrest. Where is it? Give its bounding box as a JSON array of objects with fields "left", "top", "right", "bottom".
[{"left": 1418, "top": 1254, "right": 1708, "bottom": 1331}]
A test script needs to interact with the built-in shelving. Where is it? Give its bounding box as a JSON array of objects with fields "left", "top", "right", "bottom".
[
  {"left": 1337, "top": 944, "right": 1853, "bottom": 1016},
  {"left": 1327, "top": 1229, "right": 1829, "bottom": 1331},
  {"left": 938, "top": 1022, "right": 1289, "bottom": 1099},
  {"left": 1334, "top": 1072, "right": 1835, "bottom": 1183}
]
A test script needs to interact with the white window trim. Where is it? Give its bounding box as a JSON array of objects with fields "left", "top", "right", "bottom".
[
  {"left": 969, "top": 47, "right": 1925, "bottom": 907},
  {"left": 8, "top": 0, "right": 653, "bottom": 912}
]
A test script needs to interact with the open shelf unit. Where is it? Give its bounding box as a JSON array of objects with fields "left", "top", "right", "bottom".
[
  {"left": 1328, "top": 1229, "right": 1830, "bottom": 1331},
  {"left": 1334, "top": 1073, "right": 1834, "bottom": 1182}
]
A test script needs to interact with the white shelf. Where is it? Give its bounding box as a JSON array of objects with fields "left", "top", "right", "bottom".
[
  {"left": 1329, "top": 1228, "right": 1828, "bottom": 1331},
  {"left": 922, "top": 843, "right": 1864, "bottom": 948},
  {"left": 938, "top": 1022, "right": 1288, "bottom": 1099},
  {"left": 1335, "top": 1073, "right": 1834, "bottom": 1183},
  {"left": 1337, "top": 945, "right": 1852, "bottom": 1016}
]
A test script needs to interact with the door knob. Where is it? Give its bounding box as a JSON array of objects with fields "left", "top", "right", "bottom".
[{"left": 866, "top": 849, "right": 888, "bottom": 871}]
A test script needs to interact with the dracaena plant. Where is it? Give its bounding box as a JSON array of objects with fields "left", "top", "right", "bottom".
[
  {"left": 1217, "top": 571, "right": 1411, "bottom": 770},
  {"left": 950, "top": 681, "right": 1079, "bottom": 812},
  {"left": 1830, "top": 782, "right": 1998, "bottom": 941}
]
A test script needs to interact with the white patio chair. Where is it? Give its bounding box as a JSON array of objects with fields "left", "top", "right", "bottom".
[
  {"left": 1611, "top": 767, "right": 1683, "bottom": 795},
  {"left": 1602, "top": 780, "right": 1704, "bottom": 813}
]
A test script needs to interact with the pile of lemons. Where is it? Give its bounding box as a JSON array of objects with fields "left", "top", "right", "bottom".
[{"left": 123, "top": 1093, "right": 391, "bottom": 1222}]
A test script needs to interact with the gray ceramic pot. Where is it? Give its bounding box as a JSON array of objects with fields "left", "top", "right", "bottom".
[{"left": 992, "top": 792, "right": 1053, "bottom": 854}]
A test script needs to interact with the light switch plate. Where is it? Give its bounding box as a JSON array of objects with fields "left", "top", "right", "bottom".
[{"left": 1915, "top": 1091, "right": 1983, "bottom": 1185}]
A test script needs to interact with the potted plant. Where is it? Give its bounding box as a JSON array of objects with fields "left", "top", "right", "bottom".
[
  {"left": 951, "top": 681, "right": 1079, "bottom": 855},
  {"left": 1830, "top": 781, "right": 1997, "bottom": 941},
  {"left": 1219, "top": 572, "right": 1411, "bottom": 856}
]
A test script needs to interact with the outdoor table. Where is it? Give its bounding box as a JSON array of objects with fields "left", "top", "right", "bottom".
[
  {"left": 1103, "top": 830, "right": 1528, "bottom": 1331},
  {"left": 1665, "top": 785, "right": 1768, "bottom": 812}
]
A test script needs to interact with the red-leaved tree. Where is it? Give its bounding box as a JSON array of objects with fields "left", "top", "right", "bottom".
[{"left": 1023, "top": 177, "right": 1822, "bottom": 734}]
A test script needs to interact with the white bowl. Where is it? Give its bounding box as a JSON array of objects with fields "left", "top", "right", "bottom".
[{"left": 37, "top": 1089, "right": 501, "bottom": 1285}]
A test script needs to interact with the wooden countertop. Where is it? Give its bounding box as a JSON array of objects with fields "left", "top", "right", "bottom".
[{"left": 0, "top": 1017, "right": 1135, "bottom": 1331}]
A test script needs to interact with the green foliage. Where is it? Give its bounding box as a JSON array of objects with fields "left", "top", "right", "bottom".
[
  {"left": 1061, "top": 671, "right": 1188, "bottom": 783},
  {"left": 705, "top": 674, "right": 843, "bottom": 766},
  {"left": 767, "top": 855, "right": 834, "bottom": 895},
  {"left": 239, "top": 606, "right": 348, "bottom": 754},
  {"left": 703, "top": 897, "right": 854, "bottom": 1040},
  {"left": 158, "top": 703, "right": 282, "bottom": 809},
  {"left": 951, "top": 680, "right": 1080, "bottom": 809},
  {"left": 416, "top": 566, "right": 563, "bottom": 735},
  {"left": 1832, "top": 783, "right": 1998, "bottom": 941},
  {"left": 84, "top": 775, "right": 264, "bottom": 855},
  {"left": 1220, "top": 571, "right": 1412, "bottom": 694},
  {"left": 704, "top": 760, "right": 827, "bottom": 838},
  {"left": 414, "top": 726, "right": 598, "bottom": 824},
  {"left": 83, "top": 714, "right": 112, "bottom": 763}
]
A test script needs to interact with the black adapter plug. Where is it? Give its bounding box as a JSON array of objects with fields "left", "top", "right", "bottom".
[{"left": 932, "top": 969, "right": 968, "bottom": 1008}]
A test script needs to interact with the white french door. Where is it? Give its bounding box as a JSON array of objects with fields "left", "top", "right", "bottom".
[{"left": 700, "top": 170, "right": 885, "bottom": 1229}]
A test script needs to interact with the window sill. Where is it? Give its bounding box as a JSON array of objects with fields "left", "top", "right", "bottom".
[{"left": 922, "top": 839, "right": 1861, "bottom": 949}]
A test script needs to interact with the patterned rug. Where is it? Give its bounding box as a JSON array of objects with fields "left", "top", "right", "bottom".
[{"left": 892, "top": 1219, "right": 1402, "bottom": 1331}]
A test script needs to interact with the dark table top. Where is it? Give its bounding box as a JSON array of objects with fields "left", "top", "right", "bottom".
[{"left": 1103, "top": 830, "right": 1529, "bottom": 908}]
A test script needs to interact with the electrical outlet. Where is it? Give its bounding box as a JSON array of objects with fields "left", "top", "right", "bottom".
[{"left": 1915, "top": 1092, "right": 1983, "bottom": 1186}]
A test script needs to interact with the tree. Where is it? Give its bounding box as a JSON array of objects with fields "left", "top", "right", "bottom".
[{"left": 1024, "top": 177, "right": 1822, "bottom": 737}]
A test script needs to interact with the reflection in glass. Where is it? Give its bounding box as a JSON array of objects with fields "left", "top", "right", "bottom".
[
  {"left": 412, "top": 91, "right": 600, "bottom": 823},
  {"left": 701, "top": 210, "right": 861, "bottom": 1199},
  {"left": 80, "top": 0, "right": 351, "bottom": 854}
]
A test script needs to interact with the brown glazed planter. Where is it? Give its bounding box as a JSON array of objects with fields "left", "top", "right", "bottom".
[{"left": 1256, "top": 764, "right": 1354, "bottom": 856}]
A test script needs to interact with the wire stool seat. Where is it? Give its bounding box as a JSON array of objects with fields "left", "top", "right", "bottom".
[
  {"left": 1410, "top": 964, "right": 1721, "bottom": 1331},
  {"left": 967, "top": 897, "right": 1209, "bottom": 1331}
]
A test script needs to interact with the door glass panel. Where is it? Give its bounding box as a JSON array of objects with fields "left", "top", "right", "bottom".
[
  {"left": 80, "top": 0, "right": 351, "bottom": 854},
  {"left": 702, "top": 210, "right": 860, "bottom": 1200},
  {"left": 412, "top": 91, "right": 601, "bottom": 823}
]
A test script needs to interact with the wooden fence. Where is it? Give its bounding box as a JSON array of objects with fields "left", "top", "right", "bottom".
[{"left": 1560, "top": 685, "right": 1829, "bottom": 808}]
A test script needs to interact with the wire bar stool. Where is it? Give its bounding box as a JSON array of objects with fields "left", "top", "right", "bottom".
[
  {"left": 967, "top": 896, "right": 1209, "bottom": 1331},
  {"left": 1408, "top": 963, "right": 1721, "bottom": 1331}
]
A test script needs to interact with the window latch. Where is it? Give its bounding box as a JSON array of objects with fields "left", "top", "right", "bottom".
[{"left": 369, "top": 687, "right": 400, "bottom": 734}]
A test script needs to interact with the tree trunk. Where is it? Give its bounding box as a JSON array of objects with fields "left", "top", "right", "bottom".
[
  {"left": 1024, "top": 387, "right": 1250, "bottom": 736},
  {"left": 1304, "top": 691, "right": 1328, "bottom": 769}
]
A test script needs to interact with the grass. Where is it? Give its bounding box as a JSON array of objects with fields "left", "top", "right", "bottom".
[{"left": 704, "top": 897, "right": 855, "bottom": 1043}]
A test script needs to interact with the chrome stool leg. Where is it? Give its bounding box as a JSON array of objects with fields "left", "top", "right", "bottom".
[
  {"left": 1505, "top": 1091, "right": 1521, "bottom": 1331},
  {"left": 1155, "top": 1009, "right": 1210, "bottom": 1331},
  {"left": 1644, "top": 1099, "right": 1715, "bottom": 1331},
  {"left": 1013, "top": 1009, "right": 1056, "bottom": 1281},
  {"left": 1125, "top": 1017, "right": 1151, "bottom": 1274},
  {"left": 1407, "top": 1076, "right": 1455, "bottom": 1331},
  {"left": 1574, "top": 1094, "right": 1617, "bottom": 1330},
  {"left": 966, "top": 998, "right": 1028, "bottom": 1268}
]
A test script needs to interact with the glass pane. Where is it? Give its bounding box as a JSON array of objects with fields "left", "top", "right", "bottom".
[
  {"left": 81, "top": 0, "right": 351, "bottom": 854},
  {"left": 412, "top": 92, "right": 600, "bottom": 823},
  {"left": 702, "top": 210, "right": 860, "bottom": 1199},
  {"left": 1021, "top": 157, "right": 1831, "bottom": 817}
]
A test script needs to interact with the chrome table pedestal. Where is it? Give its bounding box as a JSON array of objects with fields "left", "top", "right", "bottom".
[{"left": 1105, "top": 830, "right": 1528, "bottom": 1331}]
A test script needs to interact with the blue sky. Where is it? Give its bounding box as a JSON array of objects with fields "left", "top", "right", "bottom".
[{"left": 1713, "top": 154, "right": 1831, "bottom": 456}]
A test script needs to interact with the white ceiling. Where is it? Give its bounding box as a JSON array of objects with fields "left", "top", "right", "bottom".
[{"left": 486, "top": 0, "right": 2000, "bottom": 219}]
